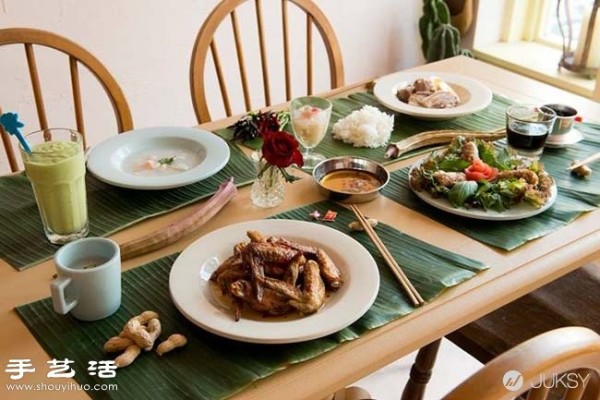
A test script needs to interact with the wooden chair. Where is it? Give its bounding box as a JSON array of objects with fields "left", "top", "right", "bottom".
[
  {"left": 402, "top": 262, "right": 600, "bottom": 400},
  {"left": 0, "top": 27, "right": 133, "bottom": 172},
  {"left": 447, "top": 262, "right": 600, "bottom": 366},
  {"left": 190, "top": 0, "right": 344, "bottom": 123},
  {"left": 442, "top": 326, "right": 600, "bottom": 400}
]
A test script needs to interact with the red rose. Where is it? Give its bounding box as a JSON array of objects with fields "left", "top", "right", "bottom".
[{"left": 261, "top": 131, "right": 304, "bottom": 168}]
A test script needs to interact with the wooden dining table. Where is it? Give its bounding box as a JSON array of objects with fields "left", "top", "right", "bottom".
[{"left": 1, "top": 56, "right": 599, "bottom": 400}]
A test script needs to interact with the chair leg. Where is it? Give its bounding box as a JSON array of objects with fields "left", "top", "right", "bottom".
[{"left": 401, "top": 339, "right": 442, "bottom": 400}]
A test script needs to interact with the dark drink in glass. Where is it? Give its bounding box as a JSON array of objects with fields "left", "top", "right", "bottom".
[
  {"left": 506, "top": 105, "right": 556, "bottom": 160},
  {"left": 506, "top": 122, "right": 549, "bottom": 151}
]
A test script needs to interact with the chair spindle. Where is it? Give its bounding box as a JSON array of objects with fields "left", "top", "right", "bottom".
[
  {"left": 306, "top": 14, "right": 313, "bottom": 95},
  {"left": 210, "top": 41, "right": 232, "bottom": 117},
  {"left": 282, "top": 0, "right": 292, "bottom": 101},
  {"left": 0, "top": 104, "right": 19, "bottom": 172},
  {"left": 561, "top": 370, "right": 588, "bottom": 400},
  {"left": 230, "top": 10, "right": 252, "bottom": 111},
  {"left": 69, "top": 56, "right": 86, "bottom": 149},
  {"left": 255, "top": 0, "right": 271, "bottom": 106},
  {"left": 24, "top": 43, "right": 48, "bottom": 130}
]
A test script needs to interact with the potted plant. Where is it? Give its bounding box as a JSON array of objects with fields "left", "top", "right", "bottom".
[{"left": 419, "top": 0, "right": 472, "bottom": 62}]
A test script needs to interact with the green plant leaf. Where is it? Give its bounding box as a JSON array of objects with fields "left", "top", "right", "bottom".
[
  {"left": 419, "top": 15, "right": 433, "bottom": 56},
  {"left": 434, "top": 0, "right": 451, "bottom": 24}
]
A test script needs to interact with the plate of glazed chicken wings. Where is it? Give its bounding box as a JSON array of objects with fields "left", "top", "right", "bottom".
[{"left": 169, "top": 219, "right": 380, "bottom": 344}]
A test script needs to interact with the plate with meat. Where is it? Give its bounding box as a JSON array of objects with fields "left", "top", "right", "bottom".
[
  {"left": 169, "top": 219, "right": 379, "bottom": 343},
  {"left": 407, "top": 136, "right": 557, "bottom": 220},
  {"left": 373, "top": 71, "right": 492, "bottom": 120}
]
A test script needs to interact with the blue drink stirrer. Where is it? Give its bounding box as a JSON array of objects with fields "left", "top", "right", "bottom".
[{"left": 0, "top": 112, "right": 32, "bottom": 153}]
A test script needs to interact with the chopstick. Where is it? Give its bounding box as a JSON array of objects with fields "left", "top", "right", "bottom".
[
  {"left": 567, "top": 151, "right": 600, "bottom": 171},
  {"left": 349, "top": 204, "right": 425, "bottom": 307}
]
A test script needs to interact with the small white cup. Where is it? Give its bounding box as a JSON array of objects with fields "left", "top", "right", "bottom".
[
  {"left": 543, "top": 103, "right": 578, "bottom": 136},
  {"left": 51, "top": 237, "right": 121, "bottom": 321}
]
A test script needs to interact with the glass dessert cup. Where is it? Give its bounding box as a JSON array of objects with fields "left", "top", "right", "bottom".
[{"left": 289, "top": 96, "right": 332, "bottom": 169}]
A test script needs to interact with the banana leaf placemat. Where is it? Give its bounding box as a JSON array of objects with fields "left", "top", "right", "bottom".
[
  {"left": 16, "top": 201, "right": 488, "bottom": 400},
  {"left": 381, "top": 122, "right": 600, "bottom": 250},
  {"left": 215, "top": 91, "right": 509, "bottom": 165},
  {"left": 0, "top": 143, "right": 255, "bottom": 271}
]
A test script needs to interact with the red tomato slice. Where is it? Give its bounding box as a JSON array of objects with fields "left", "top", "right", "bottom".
[
  {"left": 465, "top": 160, "right": 498, "bottom": 181},
  {"left": 465, "top": 170, "right": 488, "bottom": 181}
]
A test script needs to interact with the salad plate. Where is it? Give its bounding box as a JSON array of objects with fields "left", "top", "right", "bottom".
[
  {"left": 169, "top": 219, "right": 380, "bottom": 344},
  {"left": 86, "top": 127, "right": 230, "bottom": 190},
  {"left": 373, "top": 71, "right": 492, "bottom": 120},
  {"left": 409, "top": 163, "right": 557, "bottom": 220},
  {"left": 407, "top": 137, "right": 558, "bottom": 221}
]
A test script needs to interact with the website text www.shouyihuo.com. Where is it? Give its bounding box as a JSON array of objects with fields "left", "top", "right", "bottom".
[{"left": 6, "top": 381, "right": 118, "bottom": 392}]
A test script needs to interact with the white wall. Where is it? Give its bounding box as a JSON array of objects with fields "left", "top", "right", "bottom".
[{"left": 0, "top": 0, "right": 424, "bottom": 172}]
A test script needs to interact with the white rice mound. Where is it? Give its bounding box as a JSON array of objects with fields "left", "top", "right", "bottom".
[{"left": 331, "top": 105, "right": 394, "bottom": 148}]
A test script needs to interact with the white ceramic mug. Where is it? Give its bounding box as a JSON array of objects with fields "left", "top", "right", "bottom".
[{"left": 51, "top": 237, "right": 121, "bottom": 321}]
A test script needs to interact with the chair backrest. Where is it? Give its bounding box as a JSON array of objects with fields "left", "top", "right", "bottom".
[
  {"left": 0, "top": 27, "right": 133, "bottom": 172},
  {"left": 443, "top": 327, "right": 600, "bottom": 400},
  {"left": 190, "top": 0, "right": 344, "bottom": 123}
]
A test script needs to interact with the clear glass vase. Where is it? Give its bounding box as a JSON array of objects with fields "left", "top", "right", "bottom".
[{"left": 250, "top": 152, "right": 285, "bottom": 208}]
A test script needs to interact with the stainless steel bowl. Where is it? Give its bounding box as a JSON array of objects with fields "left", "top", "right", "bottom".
[{"left": 312, "top": 157, "right": 390, "bottom": 203}]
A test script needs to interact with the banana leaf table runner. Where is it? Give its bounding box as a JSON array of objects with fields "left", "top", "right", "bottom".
[
  {"left": 381, "top": 122, "right": 600, "bottom": 250},
  {"left": 0, "top": 143, "right": 255, "bottom": 271},
  {"left": 16, "top": 201, "right": 488, "bottom": 400},
  {"left": 215, "top": 91, "right": 510, "bottom": 165}
]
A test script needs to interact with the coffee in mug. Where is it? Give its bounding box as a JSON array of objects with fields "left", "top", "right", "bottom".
[{"left": 50, "top": 237, "right": 121, "bottom": 321}]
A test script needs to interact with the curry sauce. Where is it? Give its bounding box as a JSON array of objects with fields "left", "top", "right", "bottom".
[{"left": 320, "top": 170, "right": 381, "bottom": 193}]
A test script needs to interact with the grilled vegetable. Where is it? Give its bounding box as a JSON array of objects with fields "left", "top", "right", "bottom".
[
  {"left": 385, "top": 129, "right": 505, "bottom": 159},
  {"left": 120, "top": 178, "right": 238, "bottom": 260}
]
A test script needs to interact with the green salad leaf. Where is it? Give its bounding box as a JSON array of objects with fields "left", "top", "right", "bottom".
[
  {"left": 438, "top": 157, "right": 470, "bottom": 172},
  {"left": 478, "top": 141, "right": 513, "bottom": 170},
  {"left": 496, "top": 179, "right": 527, "bottom": 199},
  {"left": 477, "top": 191, "right": 506, "bottom": 212},
  {"left": 448, "top": 181, "right": 478, "bottom": 208},
  {"left": 475, "top": 182, "right": 507, "bottom": 211}
]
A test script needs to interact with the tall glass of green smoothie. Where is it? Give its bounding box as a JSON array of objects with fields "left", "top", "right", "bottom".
[{"left": 20, "top": 128, "right": 89, "bottom": 244}]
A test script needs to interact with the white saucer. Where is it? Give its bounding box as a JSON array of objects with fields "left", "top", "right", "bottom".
[{"left": 545, "top": 128, "right": 584, "bottom": 148}]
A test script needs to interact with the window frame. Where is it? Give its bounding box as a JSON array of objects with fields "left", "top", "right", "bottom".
[
  {"left": 472, "top": 0, "right": 600, "bottom": 101},
  {"left": 503, "top": 0, "right": 594, "bottom": 49}
]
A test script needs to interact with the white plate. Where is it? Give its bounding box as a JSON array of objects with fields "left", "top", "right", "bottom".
[
  {"left": 373, "top": 71, "right": 493, "bottom": 120},
  {"left": 169, "top": 219, "right": 380, "bottom": 344},
  {"left": 545, "top": 128, "right": 584, "bottom": 148},
  {"left": 408, "top": 164, "right": 558, "bottom": 221},
  {"left": 86, "top": 127, "right": 230, "bottom": 190}
]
